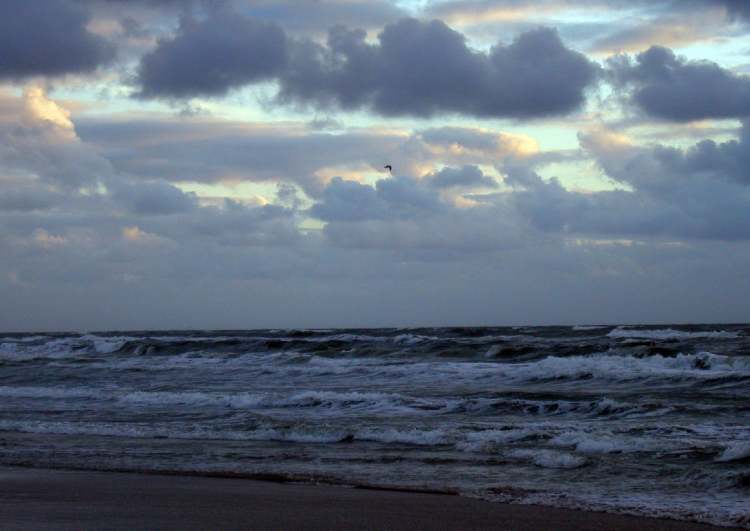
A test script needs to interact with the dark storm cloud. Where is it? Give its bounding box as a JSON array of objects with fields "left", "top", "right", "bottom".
[
  {"left": 136, "top": 13, "right": 598, "bottom": 118},
  {"left": 0, "top": 0, "right": 115, "bottom": 79},
  {"left": 136, "top": 10, "right": 287, "bottom": 98},
  {"left": 608, "top": 46, "right": 750, "bottom": 121}
]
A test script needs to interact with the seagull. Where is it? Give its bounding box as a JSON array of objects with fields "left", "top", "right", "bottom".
[{"left": 384, "top": 164, "right": 392, "bottom": 173}]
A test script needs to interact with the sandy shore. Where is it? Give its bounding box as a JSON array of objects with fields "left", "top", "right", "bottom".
[{"left": 0, "top": 466, "right": 740, "bottom": 530}]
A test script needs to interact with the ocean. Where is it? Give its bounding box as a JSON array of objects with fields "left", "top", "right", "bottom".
[{"left": 1, "top": 325, "right": 748, "bottom": 528}]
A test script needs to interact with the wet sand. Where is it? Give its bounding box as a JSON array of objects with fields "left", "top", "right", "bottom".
[{"left": 0, "top": 466, "right": 740, "bottom": 530}]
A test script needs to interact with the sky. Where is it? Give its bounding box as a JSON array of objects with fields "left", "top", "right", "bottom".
[{"left": 1, "top": 0, "right": 750, "bottom": 331}]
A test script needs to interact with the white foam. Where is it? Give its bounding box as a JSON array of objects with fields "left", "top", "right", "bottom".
[
  {"left": 0, "top": 335, "right": 50, "bottom": 343},
  {"left": 245, "top": 427, "right": 346, "bottom": 444},
  {"left": 0, "top": 337, "right": 88, "bottom": 361},
  {"left": 506, "top": 449, "right": 587, "bottom": 469},
  {"left": 118, "top": 389, "right": 456, "bottom": 417},
  {"left": 484, "top": 345, "right": 503, "bottom": 358},
  {"left": 502, "top": 351, "right": 750, "bottom": 384},
  {"left": 716, "top": 441, "right": 750, "bottom": 462},
  {"left": 607, "top": 327, "right": 739, "bottom": 340},
  {"left": 456, "top": 429, "right": 534, "bottom": 452}
]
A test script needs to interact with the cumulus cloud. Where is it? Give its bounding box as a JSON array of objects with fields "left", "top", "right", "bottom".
[
  {"left": 110, "top": 180, "right": 198, "bottom": 215},
  {"left": 426, "top": 165, "right": 498, "bottom": 189},
  {"left": 0, "top": 0, "right": 114, "bottom": 79},
  {"left": 307, "top": 166, "right": 530, "bottom": 254},
  {"left": 608, "top": 45, "right": 750, "bottom": 121},
  {"left": 310, "top": 174, "right": 449, "bottom": 223},
  {"left": 281, "top": 20, "right": 598, "bottom": 118},
  {"left": 580, "top": 122, "right": 750, "bottom": 188},
  {"left": 545, "top": 124, "right": 750, "bottom": 239},
  {"left": 0, "top": 87, "right": 113, "bottom": 190},
  {"left": 136, "top": 12, "right": 598, "bottom": 118},
  {"left": 136, "top": 9, "right": 287, "bottom": 98}
]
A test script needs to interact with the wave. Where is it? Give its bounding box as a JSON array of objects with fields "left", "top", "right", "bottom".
[
  {"left": 505, "top": 449, "right": 587, "bottom": 469},
  {"left": 0, "top": 386, "right": 101, "bottom": 399},
  {"left": 455, "top": 429, "right": 537, "bottom": 452},
  {"left": 0, "top": 383, "right": 741, "bottom": 426},
  {"left": 717, "top": 442, "right": 750, "bottom": 463},
  {"left": 608, "top": 327, "right": 740, "bottom": 340},
  {"left": 356, "top": 427, "right": 451, "bottom": 445},
  {"left": 120, "top": 389, "right": 459, "bottom": 416},
  {"left": 500, "top": 351, "right": 750, "bottom": 384}
]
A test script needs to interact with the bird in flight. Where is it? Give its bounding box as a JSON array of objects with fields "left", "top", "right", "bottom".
[{"left": 384, "top": 165, "right": 392, "bottom": 173}]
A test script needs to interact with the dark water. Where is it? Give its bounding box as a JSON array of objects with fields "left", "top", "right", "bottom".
[{"left": 1, "top": 325, "right": 749, "bottom": 527}]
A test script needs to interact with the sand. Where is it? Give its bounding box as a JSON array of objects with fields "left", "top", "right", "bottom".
[{"left": 0, "top": 466, "right": 740, "bottom": 530}]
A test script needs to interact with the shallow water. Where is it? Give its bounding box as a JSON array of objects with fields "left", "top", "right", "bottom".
[{"left": 1, "top": 325, "right": 748, "bottom": 527}]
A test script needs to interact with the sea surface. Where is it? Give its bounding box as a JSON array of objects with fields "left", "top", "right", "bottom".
[{"left": 1, "top": 325, "right": 749, "bottom": 527}]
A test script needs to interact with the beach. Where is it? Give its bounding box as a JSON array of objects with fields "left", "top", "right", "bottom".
[{"left": 0, "top": 466, "right": 741, "bottom": 531}]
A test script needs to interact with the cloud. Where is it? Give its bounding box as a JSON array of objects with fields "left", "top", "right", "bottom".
[
  {"left": 136, "top": 9, "right": 287, "bottom": 98},
  {"left": 0, "top": 0, "right": 115, "bottom": 79},
  {"left": 0, "top": 87, "right": 112, "bottom": 190},
  {"left": 608, "top": 45, "right": 750, "bottom": 121},
  {"left": 590, "top": 16, "right": 719, "bottom": 54},
  {"left": 692, "top": 0, "right": 750, "bottom": 22},
  {"left": 136, "top": 12, "right": 598, "bottom": 118},
  {"left": 22, "top": 87, "right": 76, "bottom": 134},
  {"left": 232, "top": 0, "right": 407, "bottom": 35},
  {"left": 426, "top": 165, "right": 498, "bottom": 189},
  {"left": 309, "top": 174, "right": 449, "bottom": 223},
  {"left": 308, "top": 177, "right": 384, "bottom": 222},
  {"left": 77, "top": 117, "right": 410, "bottom": 194},
  {"left": 307, "top": 167, "right": 529, "bottom": 253},
  {"left": 76, "top": 115, "right": 537, "bottom": 194},
  {"left": 110, "top": 180, "right": 198, "bottom": 215},
  {"left": 0, "top": 182, "right": 64, "bottom": 212},
  {"left": 279, "top": 20, "right": 598, "bottom": 118},
  {"left": 496, "top": 121, "right": 750, "bottom": 241},
  {"left": 579, "top": 122, "right": 750, "bottom": 188},
  {"left": 418, "top": 126, "right": 538, "bottom": 160}
]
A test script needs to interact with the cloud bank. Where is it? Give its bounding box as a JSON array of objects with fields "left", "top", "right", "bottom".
[{"left": 136, "top": 12, "right": 598, "bottom": 118}]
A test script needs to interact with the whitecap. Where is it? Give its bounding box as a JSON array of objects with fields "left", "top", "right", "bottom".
[
  {"left": 716, "top": 441, "right": 750, "bottom": 462},
  {"left": 607, "top": 327, "right": 739, "bottom": 340}
]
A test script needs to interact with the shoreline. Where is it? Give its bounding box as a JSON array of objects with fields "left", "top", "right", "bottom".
[{"left": 0, "top": 466, "right": 742, "bottom": 530}]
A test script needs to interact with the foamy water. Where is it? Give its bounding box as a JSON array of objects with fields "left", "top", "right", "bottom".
[{"left": 0, "top": 325, "right": 748, "bottom": 528}]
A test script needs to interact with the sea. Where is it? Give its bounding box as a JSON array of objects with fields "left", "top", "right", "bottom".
[{"left": 1, "top": 325, "right": 748, "bottom": 528}]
